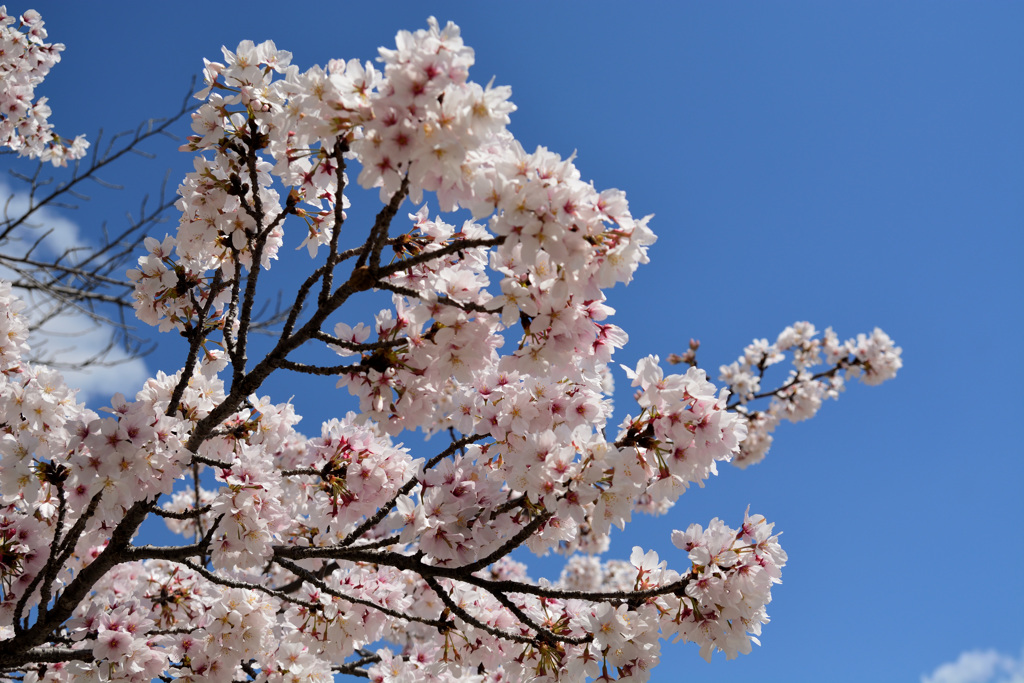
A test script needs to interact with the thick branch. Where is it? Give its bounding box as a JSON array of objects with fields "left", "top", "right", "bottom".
[{"left": 3, "top": 498, "right": 153, "bottom": 668}]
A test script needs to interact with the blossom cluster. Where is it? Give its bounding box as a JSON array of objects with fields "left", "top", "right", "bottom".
[
  {"left": 719, "top": 322, "right": 902, "bottom": 467},
  {"left": 0, "top": 282, "right": 195, "bottom": 627},
  {"left": 366, "top": 510, "right": 786, "bottom": 681},
  {"left": 0, "top": 6, "right": 87, "bottom": 165}
]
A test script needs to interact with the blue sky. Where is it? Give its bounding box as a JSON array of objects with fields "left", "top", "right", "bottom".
[{"left": 11, "top": 1, "right": 1023, "bottom": 681}]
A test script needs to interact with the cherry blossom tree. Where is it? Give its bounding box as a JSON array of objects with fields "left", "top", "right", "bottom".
[{"left": 0, "top": 14, "right": 901, "bottom": 683}]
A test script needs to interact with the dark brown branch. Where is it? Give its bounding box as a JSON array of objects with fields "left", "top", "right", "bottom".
[
  {"left": 150, "top": 503, "right": 212, "bottom": 520},
  {"left": 274, "top": 359, "right": 367, "bottom": 376},
  {"left": 4, "top": 498, "right": 154, "bottom": 667},
  {"left": 423, "top": 575, "right": 536, "bottom": 646},
  {"left": 166, "top": 270, "right": 226, "bottom": 418},
  {"left": 126, "top": 542, "right": 206, "bottom": 562},
  {"left": 457, "top": 512, "right": 552, "bottom": 575},
  {"left": 273, "top": 558, "right": 447, "bottom": 629},
  {"left": 319, "top": 139, "right": 349, "bottom": 307},
  {"left": 281, "top": 263, "right": 329, "bottom": 340},
  {"left": 311, "top": 330, "right": 409, "bottom": 353},
  {"left": 346, "top": 535, "right": 401, "bottom": 551},
  {"left": 177, "top": 559, "right": 317, "bottom": 611},
  {"left": 377, "top": 281, "right": 493, "bottom": 315},
  {"left": 0, "top": 646, "right": 93, "bottom": 668},
  {"left": 53, "top": 491, "right": 103, "bottom": 566},
  {"left": 354, "top": 176, "right": 409, "bottom": 273},
  {"left": 37, "top": 483, "right": 68, "bottom": 617},
  {"left": 231, "top": 119, "right": 271, "bottom": 381},
  {"left": 337, "top": 433, "right": 487, "bottom": 548},
  {"left": 487, "top": 586, "right": 591, "bottom": 646},
  {"left": 189, "top": 453, "right": 233, "bottom": 469},
  {"left": 376, "top": 236, "right": 505, "bottom": 281},
  {"left": 725, "top": 360, "right": 855, "bottom": 410},
  {"left": 271, "top": 561, "right": 339, "bottom": 594},
  {"left": 274, "top": 542, "right": 695, "bottom": 604},
  {"left": 333, "top": 651, "right": 380, "bottom": 679}
]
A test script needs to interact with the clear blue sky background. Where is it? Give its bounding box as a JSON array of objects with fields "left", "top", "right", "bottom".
[{"left": 12, "top": 1, "right": 1023, "bottom": 681}]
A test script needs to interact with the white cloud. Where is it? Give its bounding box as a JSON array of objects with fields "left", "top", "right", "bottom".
[
  {"left": 0, "top": 181, "right": 152, "bottom": 404},
  {"left": 28, "top": 310, "right": 150, "bottom": 405},
  {"left": 922, "top": 647, "right": 1024, "bottom": 683},
  {"left": 0, "top": 180, "right": 84, "bottom": 256}
]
